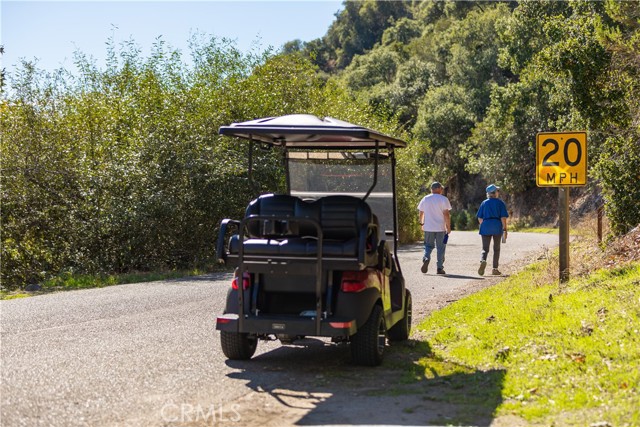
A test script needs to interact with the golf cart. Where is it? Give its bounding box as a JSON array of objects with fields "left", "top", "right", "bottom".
[{"left": 215, "top": 114, "right": 411, "bottom": 366}]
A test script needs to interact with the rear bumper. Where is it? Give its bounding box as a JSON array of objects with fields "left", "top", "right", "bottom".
[{"left": 216, "top": 314, "right": 357, "bottom": 337}]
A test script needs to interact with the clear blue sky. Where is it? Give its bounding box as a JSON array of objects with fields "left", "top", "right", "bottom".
[{"left": 1, "top": 0, "right": 342, "bottom": 75}]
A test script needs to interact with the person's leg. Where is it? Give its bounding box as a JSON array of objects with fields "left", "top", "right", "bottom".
[
  {"left": 492, "top": 234, "right": 501, "bottom": 268},
  {"left": 424, "top": 232, "right": 436, "bottom": 260},
  {"left": 434, "top": 231, "right": 445, "bottom": 271},
  {"left": 481, "top": 235, "right": 491, "bottom": 262},
  {"left": 422, "top": 232, "right": 436, "bottom": 273},
  {"left": 491, "top": 234, "right": 502, "bottom": 274},
  {"left": 479, "top": 235, "right": 491, "bottom": 275}
]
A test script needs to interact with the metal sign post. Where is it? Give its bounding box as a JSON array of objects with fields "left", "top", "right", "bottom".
[
  {"left": 536, "top": 131, "right": 587, "bottom": 283},
  {"left": 558, "top": 188, "right": 570, "bottom": 282}
]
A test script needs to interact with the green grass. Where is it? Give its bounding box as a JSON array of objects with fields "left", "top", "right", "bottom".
[
  {"left": 415, "top": 261, "right": 640, "bottom": 425},
  {"left": 0, "top": 268, "right": 213, "bottom": 299},
  {"left": 0, "top": 292, "right": 31, "bottom": 300},
  {"left": 514, "top": 226, "right": 558, "bottom": 234}
]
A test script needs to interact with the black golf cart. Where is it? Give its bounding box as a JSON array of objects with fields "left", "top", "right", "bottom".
[{"left": 215, "top": 114, "right": 411, "bottom": 366}]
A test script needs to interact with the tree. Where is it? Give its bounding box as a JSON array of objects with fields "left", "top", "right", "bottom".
[
  {"left": 301, "top": 0, "right": 412, "bottom": 72},
  {"left": 0, "top": 36, "right": 404, "bottom": 290}
]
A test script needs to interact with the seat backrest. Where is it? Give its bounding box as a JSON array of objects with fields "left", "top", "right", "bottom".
[
  {"left": 318, "top": 195, "right": 372, "bottom": 240},
  {"left": 244, "top": 194, "right": 372, "bottom": 241},
  {"left": 245, "top": 194, "right": 319, "bottom": 238}
]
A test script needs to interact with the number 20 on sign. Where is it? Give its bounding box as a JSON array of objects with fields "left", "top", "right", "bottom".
[{"left": 536, "top": 131, "right": 587, "bottom": 187}]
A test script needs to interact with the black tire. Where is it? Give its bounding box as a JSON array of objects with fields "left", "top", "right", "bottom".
[
  {"left": 220, "top": 331, "right": 257, "bottom": 360},
  {"left": 387, "top": 289, "right": 412, "bottom": 342},
  {"left": 351, "top": 304, "right": 385, "bottom": 366}
]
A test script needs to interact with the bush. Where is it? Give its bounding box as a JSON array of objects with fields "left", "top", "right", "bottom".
[
  {"left": 451, "top": 208, "right": 478, "bottom": 231},
  {"left": 596, "top": 134, "right": 640, "bottom": 235},
  {"left": 0, "top": 40, "right": 402, "bottom": 290},
  {"left": 453, "top": 210, "right": 468, "bottom": 231},
  {"left": 465, "top": 209, "right": 478, "bottom": 230}
]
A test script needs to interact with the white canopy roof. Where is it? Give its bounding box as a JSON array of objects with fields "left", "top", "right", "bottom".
[{"left": 218, "top": 114, "right": 407, "bottom": 149}]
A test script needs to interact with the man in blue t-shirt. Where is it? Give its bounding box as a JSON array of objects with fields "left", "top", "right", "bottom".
[{"left": 476, "top": 184, "right": 509, "bottom": 276}]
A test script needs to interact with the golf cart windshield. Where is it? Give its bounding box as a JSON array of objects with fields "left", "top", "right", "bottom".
[{"left": 287, "top": 151, "right": 394, "bottom": 236}]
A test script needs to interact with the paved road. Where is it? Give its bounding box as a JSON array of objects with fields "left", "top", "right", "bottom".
[{"left": 0, "top": 231, "right": 557, "bottom": 426}]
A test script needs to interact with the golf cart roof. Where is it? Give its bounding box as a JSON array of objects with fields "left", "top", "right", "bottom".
[{"left": 219, "top": 114, "right": 407, "bottom": 149}]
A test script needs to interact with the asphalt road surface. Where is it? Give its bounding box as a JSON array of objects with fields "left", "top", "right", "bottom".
[{"left": 1, "top": 231, "right": 557, "bottom": 426}]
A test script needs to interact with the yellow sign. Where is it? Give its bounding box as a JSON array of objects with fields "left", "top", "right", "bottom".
[{"left": 536, "top": 131, "right": 587, "bottom": 187}]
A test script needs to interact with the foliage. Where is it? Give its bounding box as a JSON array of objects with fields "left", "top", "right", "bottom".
[
  {"left": 473, "top": 0, "right": 640, "bottom": 231},
  {"left": 0, "top": 37, "right": 400, "bottom": 290},
  {"left": 595, "top": 134, "right": 640, "bottom": 235},
  {"left": 4, "top": 0, "right": 640, "bottom": 288},
  {"left": 282, "top": 1, "right": 412, "bottom": 72},
  {"left": 297, "top": 0, "right": 640, "bottom": 233},
  {"left": 591, "top": 1, "right": 640, "bottom": 234},
  {"left": 336, "top": 2, "right": 513, "bottom": 202},
  {"left": 451, "top": 208, "right": 478, "bottom": 231}
]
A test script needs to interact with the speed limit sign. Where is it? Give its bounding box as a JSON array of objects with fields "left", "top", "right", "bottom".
[{"left": 536, "top": 131, "right": 587, "bottom": 187}]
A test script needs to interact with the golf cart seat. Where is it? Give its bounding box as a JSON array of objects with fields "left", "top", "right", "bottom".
[{"left": 226, "top": 194, "right": 379, "bottom": 268}]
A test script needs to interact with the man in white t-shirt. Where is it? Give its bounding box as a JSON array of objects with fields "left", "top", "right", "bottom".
[{"left": 417, "top": 181, "right": 452, "bottom": 274}]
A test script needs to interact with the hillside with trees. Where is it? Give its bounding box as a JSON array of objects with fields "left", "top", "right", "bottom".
[
  {"left": 290, "top": 0, "right": 640, "bottom": 232},
  {"left": 2, "top": 0, "right": 639, "bottom": 290}
]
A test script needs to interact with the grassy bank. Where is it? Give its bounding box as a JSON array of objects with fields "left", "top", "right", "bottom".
[{"left": 415, "top": 259, "right": 640, "bottom": 425}]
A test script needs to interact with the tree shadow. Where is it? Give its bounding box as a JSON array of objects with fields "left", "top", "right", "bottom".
[{"left": 226, "top": 338, "right": 505, "bottom": 426}]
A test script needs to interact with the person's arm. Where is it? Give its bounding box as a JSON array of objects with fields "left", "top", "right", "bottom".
[
  {"left": 501, "top": 200, "right": 508, "bottom": 236},
  {"left": 419, "top": 211, "right": 424, "bottom": 226},
  {"left": 444, "top": 209, "right": 451, "bottom": 234},
  {"left": 478, "top": 218, "right": 484, "bottom": 225}
]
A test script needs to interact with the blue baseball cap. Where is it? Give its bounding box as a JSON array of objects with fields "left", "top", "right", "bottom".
[
  {"left": 486, "top": 184, "right": 500, "bottom": 193},
  {"left": 431, "top": 181, "right": 443, "bottom": 189}
]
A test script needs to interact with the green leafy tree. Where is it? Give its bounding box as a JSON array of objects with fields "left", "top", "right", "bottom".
[
  {"left": 593, "top": 0, "right": 640, "bottom": 233},
  {"left": 302, "top": 0, "right": 412, "bottom": 72},
  {"left": 1, "top": 35, "right": 405, "bottom": 290},
  {"left": 476, "top": 0, "right": 639, "bottom": 233}
]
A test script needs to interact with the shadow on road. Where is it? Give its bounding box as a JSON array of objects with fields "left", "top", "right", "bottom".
[
  {"left": 226, "top": 339, "right": 505, "bottom": 426},
  {"left": 442, "top": 274, "right": 484, "bottom": 280}
]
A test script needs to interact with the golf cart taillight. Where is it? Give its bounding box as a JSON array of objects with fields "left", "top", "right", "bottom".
[
  {"left": 231, "top": 272, "right": 250, "bottom": 290},
  {"left": 341, "top": 270, "right": 369, "bottom": 292},
  {"left": 330, "top": 321, "right": 353, "bottom": 329}
]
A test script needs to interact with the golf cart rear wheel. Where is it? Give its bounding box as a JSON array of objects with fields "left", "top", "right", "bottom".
[
  {"left": 220, "top": 331, "right": 257, "bottom": 360},
  {"left": 351, "top": 304, "right": 385, "bottom": 366},
  {"left": 387, "top": 289, "right": 412, "bottom": 342}
]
